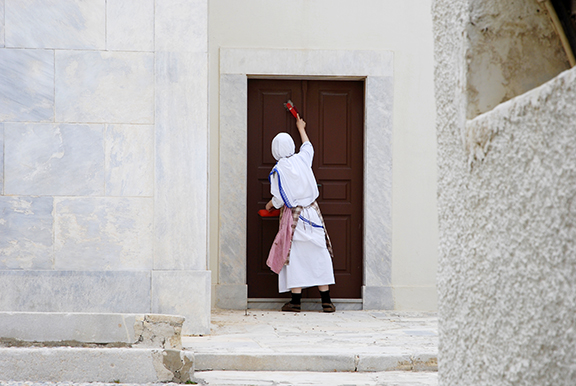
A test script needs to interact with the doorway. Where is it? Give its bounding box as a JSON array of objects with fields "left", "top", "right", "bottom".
[{"left": 246, "top": 79, "right": 364, "bottom": 299}]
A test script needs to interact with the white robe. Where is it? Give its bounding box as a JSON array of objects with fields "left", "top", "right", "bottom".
[{"left": 269, "top": 141, "right": 335, "bottom": 292}]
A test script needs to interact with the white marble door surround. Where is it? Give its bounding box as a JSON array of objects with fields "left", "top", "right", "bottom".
[{"left": 217, "top": 48, "right": 394, "bottom": 310}]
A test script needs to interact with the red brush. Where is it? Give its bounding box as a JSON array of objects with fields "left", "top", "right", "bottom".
[
  {"left": 259, "top": 208, "right": 281, "bottom": 217},
  {"left": 283, "top": 100, "right": 299, "bottom": 119}
]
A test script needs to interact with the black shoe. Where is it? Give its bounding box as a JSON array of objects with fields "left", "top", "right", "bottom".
[{"left": 282, "top": 302, "right": 301, "bottom": 312}]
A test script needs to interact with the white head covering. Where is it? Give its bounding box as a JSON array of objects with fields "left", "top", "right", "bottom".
[
  {"left": 270, "top": 133, "right": 319, "bottom": 208},
  {"left": 271, "top": 132, "right": 295, "bottom": 160}
]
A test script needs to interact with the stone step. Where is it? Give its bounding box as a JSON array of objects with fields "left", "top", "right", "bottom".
[
  {"left": 194, "top": 352, "right": 437, "bottom": 373},
  {"left": 0, "top": 312, "right": 184, "bottom": 349},
  {"left": 0, "top": 347, "right": 193, "bottom": 383},
  {"left": 193, "top": 370, "right": 438, "bottom": 386}
]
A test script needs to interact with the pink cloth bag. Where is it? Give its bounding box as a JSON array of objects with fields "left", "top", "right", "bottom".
[{"left": 266, "top": 207, "right": 294, "bottom": 274}]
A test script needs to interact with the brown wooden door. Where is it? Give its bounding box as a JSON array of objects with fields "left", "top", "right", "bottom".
[{"left": 247, "top": 79, "right": 364, "bottom": 299}]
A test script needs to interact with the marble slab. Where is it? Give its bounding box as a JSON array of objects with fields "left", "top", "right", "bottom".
[
  {"left": 105, "top": 124, "right": 154, "bottom": 197},
  {"left": 220, "top": 49, "right": 394, "bottom": 77},
  {"left": 155, "top": 0, "right": 207, "bottom": 53},
  {"left": 0, "top": 196, "right": 54, "bottom": 270},
  {"left": 54, "top": 197, "right": 154, "bottom": 271},
  {"left": 107, "top": 0, "right": 154, "bottom": 51},
  {"left": 5, "top": 0, "right": 105, "bottom": 49},
  {"left": 0, "top": 49, "right": 54, "bottom": 122},
  {"left": 364, "top": 76, "right": 393, "bottom": 288},
  {"left": 0, "top": 0, "right": 4, "bottom": 47},
  {"left": 218, "top": 74, "right": 247, "bottom": 286},
  {"left": 154, "top": 51, "right": 208, "bottom": 270},
  {"left": 152, "top": 270, "right": 211, "bottom": 335},
  {"left": 4, "top": 123, "right": 105, "bottom": 196},
  {"left": 55, "top": 51, "right": 154, "bottom": 124},
  {"left": 0, "top": 270, "right": 151, "bottom": 313},
  {"left": 0, "top": 123, "right": 3, "bottom": 194}
]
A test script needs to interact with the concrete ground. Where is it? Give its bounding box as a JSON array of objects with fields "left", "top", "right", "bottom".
[{"left": 185, "top": 309, "right": 438, "bottom": 385}]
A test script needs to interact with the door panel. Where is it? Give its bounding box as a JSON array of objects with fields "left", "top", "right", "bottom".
[{"left": 247, "top": 79, "right": 364, "bottom": 299}]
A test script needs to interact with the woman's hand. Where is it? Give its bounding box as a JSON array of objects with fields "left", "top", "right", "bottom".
[
  {"left": 265, "top": 199, "right": 274, "bottom": 211},
  {"left": 296, "top": 114, "right": 310, "bottom": 143},
  {"left": 296, "top": 114, "right": 306, "bottom": 131}
]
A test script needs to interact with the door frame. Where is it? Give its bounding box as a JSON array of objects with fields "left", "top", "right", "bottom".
[{"left": 216, "top": 48, "right": 394, "bottom": 310}]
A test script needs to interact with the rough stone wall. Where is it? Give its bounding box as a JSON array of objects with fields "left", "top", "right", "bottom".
[
  {"left": 433, "top": 0, "right": 576, "bottom": 384},
  {"left": 0, "top": 0, "right": 210, "bottom": 334},
  {"left": 466, "top": 0, "right": 570, "bottom": 118}
]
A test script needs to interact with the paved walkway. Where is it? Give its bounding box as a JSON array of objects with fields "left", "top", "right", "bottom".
[{"left": 184, "top": 309, "right": 438, "bottom": 385}]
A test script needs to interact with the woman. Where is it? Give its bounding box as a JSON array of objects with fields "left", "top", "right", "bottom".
[{"left": 265, "top": 115, "right": 336, "bottom": 313}]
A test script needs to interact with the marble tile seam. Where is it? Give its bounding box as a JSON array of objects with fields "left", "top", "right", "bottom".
[{"left": 0, "top": 46, "right": 156, "bottom": 53}]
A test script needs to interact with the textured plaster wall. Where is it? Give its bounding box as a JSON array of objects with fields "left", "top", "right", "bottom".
[
  {"left": 465, "top": 0, "right": 570, "bottom": 118},
  {"left": 0, "top": 0, "right": 210, "bottom": 334},
  {"left": 433, "top": 0, "right": 576, "bottom": 383}
]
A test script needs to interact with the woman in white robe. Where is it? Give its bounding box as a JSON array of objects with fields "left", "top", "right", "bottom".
[{"left": 265, "top": 115, "right": 336, "bottom": 313}]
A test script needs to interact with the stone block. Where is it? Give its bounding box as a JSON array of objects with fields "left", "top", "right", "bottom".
[
  {"left": 53, "top": 197, "right": 153, "bottom": 270},
  {"left": 152, "top": 270, "right": 211, "bottom": 335},
  {"left": 105, "top": 124, "right": 154, "bottom": 197},
  {"left": 362, "top": 286, "right": 394, "bottom": 310},
  {"left": 364, "top": 75, "right": 393, "bottom": 289},
  {"left": 0, "top": 49, "right": 54, "bottom": 122},
  {"left": 55, "top": 50, "right": 154, "bottom": 124},
  {"left": 107, "top": 0, "right": 154, "bottom": 51},
  {"left": 155, "top": 0, "right": 207, "bottom": 52},
  {"left": 356, "top": 354, "right": 413, "bottom": 372},
  {"left": 154, "top": 51, "right": 208, "bottom": 270},
  {"left": 215, "top": 284, "right": 247, "bottom": 310},
  {"left": 134, "top": 314, "right": 185, "bottom": 350},
  {"left": 218, "top": 74, "right": 248, "bottom": 286},
  {"left": 0, "top": 270, "right": 151, "bottom": 313},
  {"left": 4, "top": 123, "right": 105, "bottom": 196},
  {"left": 0, "top": 123, "right": 3, "bottom": 193},
  {"left": 0, "top": 0, "right": 4, "bottom": 47},
  {"left": 0, "top": 312, "right": 185, "bottom": 349},
  {"left": 0, "top": 347, "right": 194, "bottom": 383},
  {"left": 5, "top": 0, "right": 105, "bottom": 49},
  {"left": 0, "top": 196, "right": 54, "bottom": 270},
  {"left": 220, "top": 49, "right": 393, "bottom": 77},
  {"left": 0, "top": 312, "right": 138, "bottom": 344},
  {"left": 194, "top": 353, "right": 356, "bottom": 372}
]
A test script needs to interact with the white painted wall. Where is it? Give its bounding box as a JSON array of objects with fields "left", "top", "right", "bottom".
[{"left": 209, "top": 0, "right": 438, "bottom": 310}]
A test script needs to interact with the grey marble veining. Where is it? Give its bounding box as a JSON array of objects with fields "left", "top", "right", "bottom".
[
  {"left": 55, "top": 50, "right": 154, "bottom": 124},
  {"left": 0, "top": 0, "right": 4, "bottom": 47},
  {"left": 0, "top": 270, "right": 151, "bottom": 313},
  {"left": 0, "top": 49, "right": 54, "bottom": 122},
  {"left": 107, "top": 0, "right": 154, "bottom": 51},
  {"left": 218, "top": 74, "right": 248, "bottom": 286},
  {"left": 0, "top": 123, "right": 3, "bottom": 194},
  {"left": 221, "top": 49, "right": 394, "bottom": 77},
  {"left": 155, "top": 0, "right": 207, "bottom": 53},
  {"left": 105, "top": 124, "right": 154, "bottom": 197},
  {"left": 54, "top": 197, "right": 154, "bottom": 271},
  {"left": 364, "top": 76, "right": 394, "bottom": 288},
  {"left": 4, "top": 123, "right": 105, "bottom": 196},
  {"left": 5, "top": 0, "right": 105, "bottom": 49},
  {"left": 154, "top": 51, "right": 208, "bottom": 270},
  {"left": 0, "top": 196, "right": 54, "bottom": 270}
]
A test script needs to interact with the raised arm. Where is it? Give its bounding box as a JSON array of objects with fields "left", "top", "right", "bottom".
[{"left": 296, "top": 114, "right": 310, "bottom": 144}]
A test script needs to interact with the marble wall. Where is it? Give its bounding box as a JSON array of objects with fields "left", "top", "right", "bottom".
[{"left": 0, "top": 0, "right": 209, "bottom": 334}]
